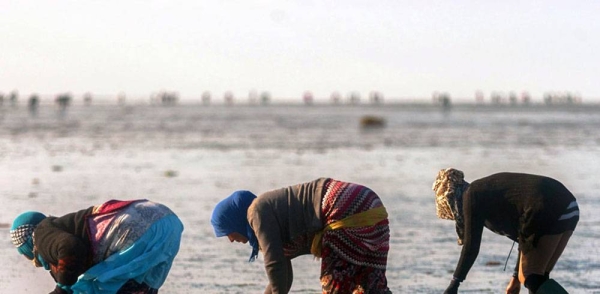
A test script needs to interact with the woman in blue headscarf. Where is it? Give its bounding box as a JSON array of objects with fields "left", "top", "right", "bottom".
[
  {"left": 10, "top": 199, "right": 184, "bottom": 294},
  {"left": 211, "top": 190, "right": 260, "bottom": 261},
  {"left": 211, "top": 178, "right": 391, "bottom": 294}
]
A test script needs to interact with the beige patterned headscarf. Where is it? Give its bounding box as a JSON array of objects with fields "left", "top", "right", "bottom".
[{"left": 432, "top": 168, "right": 465, "bottom": 220}]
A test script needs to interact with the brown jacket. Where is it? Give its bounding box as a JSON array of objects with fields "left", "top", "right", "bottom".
[{"left": 248, "top": 178, "right": 328, "bottom": 294}]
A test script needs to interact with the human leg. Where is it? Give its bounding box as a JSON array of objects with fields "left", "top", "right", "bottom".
[
  {"left": 519, "top": 232, "right": 570, "bottom": 293},
  {"left": 544, "top": 230, "right": 573, "bottom": 273},
  {"left": 320, "top": 246, "right": 391, "bottom": 294}
]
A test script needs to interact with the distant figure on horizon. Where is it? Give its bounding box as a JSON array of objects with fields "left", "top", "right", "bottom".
[
  {"left": 433, "top": 168, "right": 579, "bottom": 294},
  {"left": 433, "top": 92, "right": 451, "bottom": 110},
  {"left": 521, "top": 92, "right": 531, "bottom": 105},
  {"left": 83, "top": 92, "right": 93, "bottom": 106},
  {"left": 9, "top": 90, "right": 19, "bottom": 108},
  {"left": 509, "top": 92, "right": 518, "bottom": 105},
  {"left": 159, "top": 91, "right": 178, "bottom": 106},
  {"left": 55, "top": 93, "right": 72, "bottom": 113},
  {"left": 369, "top": 91, "right": 384, "bottom": 104},
  {"left": 330, "top": 91, "right": 341, "bottom": 104},
  {"left": 260, "top": 91, "right": 271, "bottom": 105},
  {"left": 543, "top": 92, "right": 581, "bottom": 105},
  {"left": 348, "top": 91, "right": 360, "bottom": 105},
  {"left": 211, "top": 178, "right": 392, "bottom": 293},
  {"left": 224, "top": 91, "right": 234, "bottom": 105},
  {"left": 202, "top": 91, "right": 211, "bottom": 105},
  {"left": 491, "top": 91, "right": 504, "bottom": 104},
  {"left": 248, "top": 90, "right": 259, "bottom": 105},
  {"left": 28, "top": 94, "right": 40, "bottom": 116},
  {"left": 303, "top": 91, "right": 314, "bottom": 105},
  {"left": 475, "top": 90, "right": 484, "bottom": 104},
  {"left": 10, "top": 199, "right": 183, "bottom": 294},
  {"left": 117, "top": 92, "right": 127, "bottom": 106}
]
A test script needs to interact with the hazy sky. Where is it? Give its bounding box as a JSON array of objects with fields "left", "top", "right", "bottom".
[{"left": 1, "top": 1, "right": 599, "bottom": 102}]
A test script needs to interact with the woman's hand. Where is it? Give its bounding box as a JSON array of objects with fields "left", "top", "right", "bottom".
[
  {"left": 444, "top": 279, "right": 460, "bottom": 294},
  {"left": 48, "top": 285, "right": 70, "bottom": 294},
  {"left": 505, "top": 276, "right": 521, "bottom": 294}
]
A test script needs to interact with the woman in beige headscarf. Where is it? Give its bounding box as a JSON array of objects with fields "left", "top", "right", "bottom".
[{"left": 433, "top": 168, "right": 579, "bottom": 294}]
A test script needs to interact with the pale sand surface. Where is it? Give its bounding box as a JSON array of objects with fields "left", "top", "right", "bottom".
[
  {"left": 1, "top": 147, "right": 599, "bottom": 293},
  {"left": 1, "top": 104, "right": 599, "bottom": 293}
]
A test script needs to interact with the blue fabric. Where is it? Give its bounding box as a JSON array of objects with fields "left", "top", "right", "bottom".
[
  {"left": 70, "top": 214, "right": 183, "bottom": 294},
  {"left": 17, "top": 237, "right": 35, "bottom": 259},
  {"left": 56, "top": 282, "right": 73, "bottom": 294},
  {"left": 11, "top": 211, "right": 46, "bottom": 259},
  {"left": 36, "top": 254, "right": 50, "bottom": 270},
  {"left": 211, "top": 190, "right": 259, "bottom": 262},
  {"left": 10, "top": 211, "right": 46, "bottom": 230}
]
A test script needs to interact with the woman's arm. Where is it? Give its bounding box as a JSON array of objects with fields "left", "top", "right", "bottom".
[
  {"left": 263, "top": 259, "right": 293, "bottom": 294},
  {"left": 452, "top": 191, "right": 486, "bottom": 282},
  {"left": 505, "top": 250, "right": 522, "bottom": 293},
  {"left": 513, "top": 251, "right": 521, "bottom": 280},
  {"left": 36, "top": 223, "right": 90, "bottom": 287},
  {"left": 250, "top": 204, "right": 293, "bottom": 294},
  {"left": 453, "top": 218, "right": 485, "bottom": 281},
  {"left": 50, "top": 233, "right": 89, "bottom": 285}
]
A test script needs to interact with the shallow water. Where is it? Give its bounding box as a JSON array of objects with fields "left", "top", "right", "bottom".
[{"left": 1, "top": 103, "right": 599, "bottom": 293}]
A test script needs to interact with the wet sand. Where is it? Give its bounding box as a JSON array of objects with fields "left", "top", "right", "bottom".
[{"left": 1, "top": 104, "right": 599, "bottom": 293}]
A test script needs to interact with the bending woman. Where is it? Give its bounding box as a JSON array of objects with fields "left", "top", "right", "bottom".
[
  {"left": 211, "top": 177, "right": 392, "bottom": 294},
  {"left": 10, "top": 199, "right": 184, "bottom": 294},
  {"left": 433, "top": 168, "right": 579, "bottom": 294}
]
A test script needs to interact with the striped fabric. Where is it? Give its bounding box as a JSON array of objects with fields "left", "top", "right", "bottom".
[
  {"left": 10, "top": 224, "right": 35, "bottom": 248},
  {"left": 320, "top": 179, "right": 390, "bottom": 269},
  {"left": 558, "top": 201, "right": 579, "bottom": 221},
  {"left": 311, "top": 206, "right": 388, "bottom": 258}
]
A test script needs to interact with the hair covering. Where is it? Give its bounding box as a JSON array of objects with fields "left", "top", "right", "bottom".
[
  {"left": 433, "top": 168, "right": 469, "bottom": 245},
  {"left": 10, "top": 211, "right": 46, "bottom": 259},
  {"left": 211, "top": 190, "right": 259, "bottom": 262},
  {"left": 432, "top": 168, "right": 465, "bottom": 220}
]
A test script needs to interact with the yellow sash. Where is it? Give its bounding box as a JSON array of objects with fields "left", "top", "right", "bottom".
[{"left": 310, "top": 206, "right": 388, "bottom": 257}]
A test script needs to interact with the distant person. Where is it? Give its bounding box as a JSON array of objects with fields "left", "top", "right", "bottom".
[
  {"left": 28, "top": 94, "right": 40, "bottom": 116},
  {"left": 223, "top": 91, "right": 234, "bottom": 105},
  {"left": 211, "top": 178, "right": 391, "bottom": 294},
  {"left": 10, "top": 199, "right": 183, "bottom": 294},
  {"left": 9, "top": 90, "right": 19, "bottom": 107},
  {"left": 84, "top": 92, "right": 93, "bottom": 106},
  {"left": 432, "top": 168, "right": 579, "bottom": 294},
  {"left": 55, "top": 94, "right": 72, "bottom": 112}
]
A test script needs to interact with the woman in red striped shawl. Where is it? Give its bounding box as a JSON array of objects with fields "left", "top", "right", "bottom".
[{"left": 211, "top": 178, "right": 392, "bottom": 294}]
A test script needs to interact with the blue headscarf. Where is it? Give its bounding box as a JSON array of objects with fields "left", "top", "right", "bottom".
[
  {"left": 211, "top": 190, "right": 259, "bottom": 262},
  {"left": 10, "top": 211, "right": 46, "bottom": 261}
]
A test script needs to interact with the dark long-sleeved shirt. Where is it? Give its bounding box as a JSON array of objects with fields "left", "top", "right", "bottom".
[
  {"left": 34, "top": 206, "right": 95, "bottom": 286},
  {"left": 453, "top": 172, "right": 578, "bottom": 281}
]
